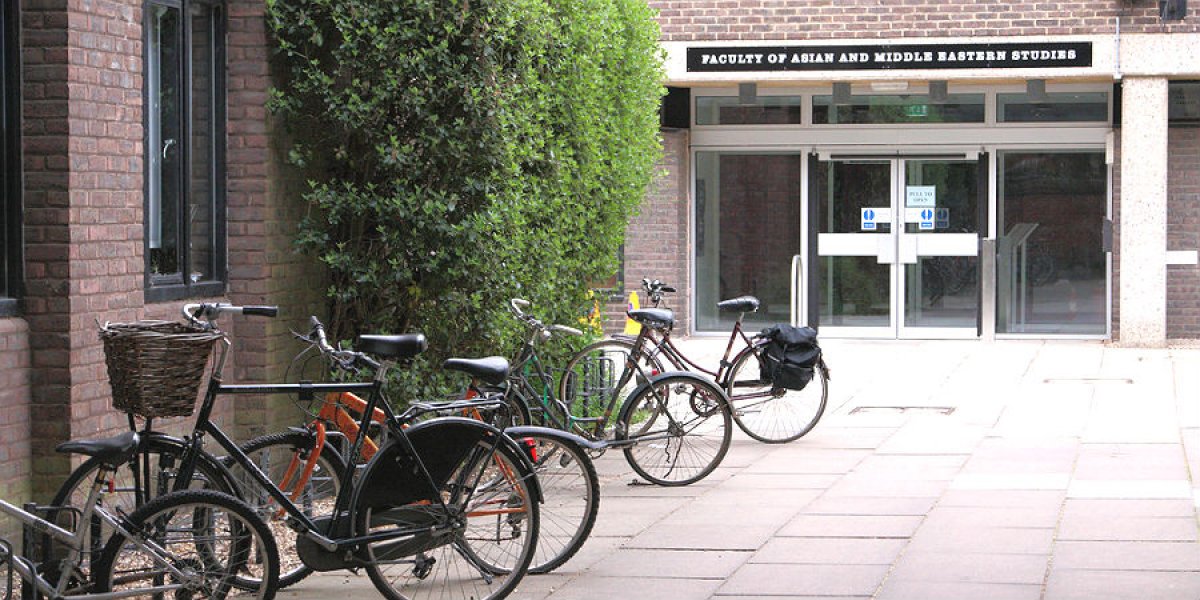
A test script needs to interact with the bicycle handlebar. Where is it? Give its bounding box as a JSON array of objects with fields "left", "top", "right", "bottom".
[
  {"left": 550, "top": 324, "right": 584, "bottom": 336},
  {"left": 294, "top": 315, "right": 381, "bottom": 371},
  {"left": 183, "top": 302, "right": 279, "bottom": 327},
  {"left": 640, "top": 278, "right": 676, "bottom": 306},
  {"left": 508, "top": 298, "right": 584, "bottom": 338}
]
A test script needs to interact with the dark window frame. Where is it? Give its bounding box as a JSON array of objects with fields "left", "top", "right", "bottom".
[
  {"left": 1, "top": 0, "right": 22, "bottom": 317},
  {"left": 143, "top": 0, "right": 227, "bottom": 303}
]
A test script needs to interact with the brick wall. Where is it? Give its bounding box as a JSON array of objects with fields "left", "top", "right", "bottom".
[
  {"left": 226, "top": 0, "right": 325, "bottom": 439},
  {"left": 1168, "top": 126, "right": 1200, "bottom": 339},
  {"left": 0, "top": 320, "right": 31, "bottom": 539},
  {"left": 607, "top": 129, "right": 692, "bottom": 333},
  {"left": 649, "top": 1, "right": 1198, "bottom": 41}
]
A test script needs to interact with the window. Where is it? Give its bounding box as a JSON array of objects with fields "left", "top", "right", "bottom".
[
  {"left": 145, "top": 0, "right": 225, "bottom": 300},
  {"left": 812, "top": 93, "right": 985, "bottom": 124},
  {"left": 997, "top": 91, "right": 1108, "bottom": 123},
  {"left": 0, "top": 0, "right": 20, "bottom": 315},
  {"left": 695, "top": 96, "right": 803, "bottom": 125}
]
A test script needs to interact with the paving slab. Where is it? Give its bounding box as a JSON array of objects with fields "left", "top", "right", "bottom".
[
  {"left": 584, "top": 548, "right": 751, "bottom": 579},
  {"left": 777, "top": 514, "right": 924, "bottom": 538},
  {"left": 875, "top": 580, "right": 1043, "bottom": 600},
  {"left": 802, "top": 495, "right": 938, "bottom": 516},
  {"left": 718, "top": 563, "right": 890, "bottom": 597},
  {"left": 886, "top": 550, "right": 1049, "bottom": 584},
  {"left": 905, "top": 526, "right": 1056, "bottom": 555},
  {"left": 539, "top": 575, "right": 724, "bottom": 600},
  {"left": 1056, "top": 513, "right": 1199, "bottom": 542},
  {"left": 1044, "top": 569, "right": 1200, "bottom": 600},
  {"left": 1052, "top": 540, "right": 1200, "bottom": 571},
  {"left": 751, "top": 537, "right": 908, "bottom": 565}
]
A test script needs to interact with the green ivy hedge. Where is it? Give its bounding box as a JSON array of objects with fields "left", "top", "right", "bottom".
[{"left": 266, "top": 0, "right": 665, "bottom": 401}]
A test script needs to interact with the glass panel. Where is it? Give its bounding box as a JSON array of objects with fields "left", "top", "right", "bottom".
[
  {"left": 813, "top": 94, "right": 984, "bottom": 124},
  {"left": 814, "top": 161, "right": 892, "bottom": 328},
  {"left": 695, "top": 152, "right": 803, "bottom": 331},
  {"left": 695, "top": 96, "right": 803, "bottom": 125},
  {"left": 997, "top": 152, "right": 1107, "bottom": 334},
  {"left": 998, "top": 92, "right": 1108, "bottom": 122},
  {"left": 815, "top": 161, "right": 891, "bottom": 234},
  {"left": 189, "top": 4, "right": 216, "bottom": 283},
  {"left": 819, "top": 256, "right": 890, "bottom": 327},
  {"left": 903, "top": 160, "right": 977, "bottom": 234},
  {"left": 148, "top": 4, "right": 181, "bottom": 277},
  {"left": 905, "top": 257, "right": 978, "bottom": 328},
  {"left": 1169, "top": 82, "right": 1200, "bottom": 123}
]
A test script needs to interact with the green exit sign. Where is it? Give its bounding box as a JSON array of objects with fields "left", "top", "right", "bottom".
[{"left": 906, "top": 104, "right": 929, "bottom": 118}]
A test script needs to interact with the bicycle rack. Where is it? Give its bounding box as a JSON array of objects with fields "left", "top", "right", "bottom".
[{"left": 19, "top": 503, "right": 82, "bottom": 600}]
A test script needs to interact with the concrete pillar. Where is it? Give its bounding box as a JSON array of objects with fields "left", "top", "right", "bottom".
[{"left": 1119, "top": 77, "right": 1169, "bottom": 347}]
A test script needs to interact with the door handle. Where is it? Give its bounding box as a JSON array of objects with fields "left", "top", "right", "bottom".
[
  {"left": 900, "top": 235, "right": 919, "bottom": 264},
  {"left": 791, "top": 255, "right": 803, "bottom": 326},
  {"left": 877, "top": 236, "right": 897, "bottom": 264}
]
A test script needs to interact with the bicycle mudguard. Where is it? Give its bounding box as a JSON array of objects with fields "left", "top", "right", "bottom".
[
  {"left": 503, "top": 425, "right": 606, "bottom": 452},
  {"left": 353, "top": 417, "right": 542, "bottom": 512}
]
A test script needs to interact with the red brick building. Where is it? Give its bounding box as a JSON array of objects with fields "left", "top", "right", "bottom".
[
  {"left": 1, "top": 0, "right": 319, "bottom": 525},
  {"left": 0, "top": 0, "right": 1198, "bottom": 531}
]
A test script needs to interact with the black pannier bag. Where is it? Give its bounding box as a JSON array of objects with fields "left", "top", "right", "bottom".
[{"left": 758, "top": 324, "right": 821, "bottom": 391}]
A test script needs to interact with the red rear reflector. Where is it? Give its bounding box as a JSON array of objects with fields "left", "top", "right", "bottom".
[{"left": 520, "top": 437, "right": 538, "bottom": 462}]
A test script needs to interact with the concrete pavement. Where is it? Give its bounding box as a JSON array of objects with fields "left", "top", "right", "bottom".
[{"left": 281, "top": 338, "right": 1200, "bottom": 600}]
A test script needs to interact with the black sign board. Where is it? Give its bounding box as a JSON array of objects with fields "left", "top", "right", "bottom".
[{"left": 687, "top": 42, "right": 1092, "bottom": 72}]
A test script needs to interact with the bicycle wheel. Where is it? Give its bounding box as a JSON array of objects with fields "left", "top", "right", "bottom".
[
  {"left": 726, "top": 349, "right": 828, "bottom": 443},
  {"left": 511, "top": 430, "right": 599, "bottom": 573},
  {"left": 618, "top": 373, "right": 732, "bottom": 486},
  {"left": 559, "top": 339, "right": 664, "bottom": 420},
  {"left": 93, "top": 488, "right": 279, "bottom": 599},
  {"left": 229, "top": 430, "right": 346, "bottom": 589},
  {"left": 361, "top": 435, "right": 538, "bottom": 600},
  {"left": 49, "top": 435, "right": 236, "bottom": 578}
]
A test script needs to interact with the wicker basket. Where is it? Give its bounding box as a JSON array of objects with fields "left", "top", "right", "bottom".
[{"left": 99, "top": 321, "right": 223, "bottom": 418}]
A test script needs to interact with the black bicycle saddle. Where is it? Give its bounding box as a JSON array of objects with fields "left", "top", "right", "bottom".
[
  {"left": 443, "top": 356, "right": 510, "bottom": 386},
  {"left": 716, "top": 296, "right": 760, "bottom": 313},
  {"left": 628, "top": 308, "right": 674, "bottom": 331},
  {"left": 56, "top": 431, "right": 140, "bottom": 466}
]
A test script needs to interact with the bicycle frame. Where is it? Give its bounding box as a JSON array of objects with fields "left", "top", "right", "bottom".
[
  {"left": 0, "top": 466, "right": 195, "bottom": 599},
  {"left": 509, "top": 325, "right": 671, "bottom": 448},
  {"left": 625, "top": 312, "right": 772, "bottom": 401},
  {"left": 176, "top": 351, "right": 500, "bottom": 558}
]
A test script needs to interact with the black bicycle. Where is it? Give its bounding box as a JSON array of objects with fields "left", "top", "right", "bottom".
[{"left": 53, "top": 303, "right": 542, "bottom": 600}]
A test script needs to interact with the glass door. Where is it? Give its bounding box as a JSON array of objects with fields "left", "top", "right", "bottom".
[
  {"left": 897, "top": 159, "right": 981, "bottom": 338},
  {"left": 813, "top": 160, "right": 895, "bottom": 337},
  {"left": 813, "top": 157, "right": 981, "bottom": 338}
]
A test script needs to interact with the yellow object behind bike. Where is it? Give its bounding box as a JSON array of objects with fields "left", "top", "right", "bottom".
[{"left": 623, "top": 291, "right": 642, "bottom": 335}]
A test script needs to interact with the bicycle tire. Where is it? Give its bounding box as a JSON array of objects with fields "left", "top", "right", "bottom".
[
  {"left": 49, "top": 435, "right": 236, "bottom": 578},
  {"left": 617, "top": 372, "right": 732, "bottom": 486},
  {"left": 93, "top": 488, "right": 280, "bottom": 599},
  {"left": 507, "top": 429, "right": 599, "bottom": 573},
  {"left": 725, "top": 348, "right": 828, "bottom": 444},
  {"left": 558, "top": 339, "right": 665, "bottom": 420},
  {"left": 360, "top": 425, "right": 539, "bottom": 600},
  {"left": 230, "top": 430, "right": 346, "bottom": 589}
]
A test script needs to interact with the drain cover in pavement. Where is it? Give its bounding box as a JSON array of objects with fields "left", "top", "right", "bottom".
[{"left": 849, "top": 406, "right": 955, "bottom": 415}]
